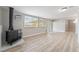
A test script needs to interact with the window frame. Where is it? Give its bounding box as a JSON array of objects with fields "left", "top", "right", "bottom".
[{"left": 23, "top": 15, "right": 47, "bottom": 28}]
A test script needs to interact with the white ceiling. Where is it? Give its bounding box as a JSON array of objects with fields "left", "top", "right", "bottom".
[{"left": 13, "top": 6, "right": 79, "bottom": 20}]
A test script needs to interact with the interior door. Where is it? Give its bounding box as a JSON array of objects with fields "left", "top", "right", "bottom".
[{"left": 65, "top": 20, "right": 75, "bottom": 32}]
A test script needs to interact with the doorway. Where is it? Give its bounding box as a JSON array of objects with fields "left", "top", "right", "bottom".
[{"left": 65, "top": 20, "right": 75, "bottom": 32}]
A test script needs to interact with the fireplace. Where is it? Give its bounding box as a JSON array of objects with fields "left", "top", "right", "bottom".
[{"left": 6, "top": 7, "right": 22, "bottom": 45}]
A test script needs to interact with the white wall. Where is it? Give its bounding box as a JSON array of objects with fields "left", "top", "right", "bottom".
[
  {"left": 0, "top": 8, "right": 2, "bottom": 48},
  {"left": 13, "top": 11, "right": 24, "bottom": 30},
  {"left": 47, "top": 21, "right": 53, "bottom": 32},
  {"left": 76, "top": 17, "right": 79, "bottom": 43},
  {"left": 53, "top": 20, "right": 66, "bottom": 32}
]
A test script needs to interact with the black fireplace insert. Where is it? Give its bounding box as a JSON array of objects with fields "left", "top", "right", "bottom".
[{"left": 6, "top": 7, "right": 22, "bottom": 45}]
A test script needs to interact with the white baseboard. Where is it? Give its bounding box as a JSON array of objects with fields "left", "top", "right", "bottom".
[
  {"left": 0, "top": 39, "right": 24, "bottom": 52},
  {"left": 23, "top": 32, "right": 46, "bottom": 38}
]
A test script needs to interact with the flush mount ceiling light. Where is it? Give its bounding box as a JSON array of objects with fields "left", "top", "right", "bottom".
[
  {"left": 73, "top": 18, "right": 78, "bottom": 23},
  {"left": 58, "top": 6, "right": 73, "bottom": 12},
  {"left": 58, "top": 7, "right": 68, "bottom": 12}
]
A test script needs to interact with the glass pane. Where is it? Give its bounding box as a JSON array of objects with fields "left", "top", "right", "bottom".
[
  {"left": 24, "top": 16, "right": 33, "bottom": 23},
  {"left": 24, "top": 16, "right": 38, "bottom": 27},
  {"left": 39, "top": 18, "right": 46, "bottom": 27}
]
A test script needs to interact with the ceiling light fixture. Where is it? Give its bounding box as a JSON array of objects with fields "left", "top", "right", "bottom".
[
  {"left": 73, "top": 18, "right": 78, "bottom": 23},
  {"left": 58, "top": 7, "right": 68, "bottom": 12}
]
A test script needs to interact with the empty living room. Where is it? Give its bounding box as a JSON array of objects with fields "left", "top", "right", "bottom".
[{"left": 0, "top": 6, "right": 79, "bottom": 52}]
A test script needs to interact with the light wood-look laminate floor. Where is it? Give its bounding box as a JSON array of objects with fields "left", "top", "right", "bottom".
[{"left": 4, "top": 32, "right": 79, "bottom": 52}]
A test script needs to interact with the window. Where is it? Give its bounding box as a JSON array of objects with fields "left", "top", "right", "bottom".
[
  {"left": 24, "top": 15, "right": 47, "bottom": 28},
  {"left": 39, "top": 18, "right": 47, "bottom": 27},
  {"left": 24, "top": 16, "right": 38, "bottom": 27}
]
